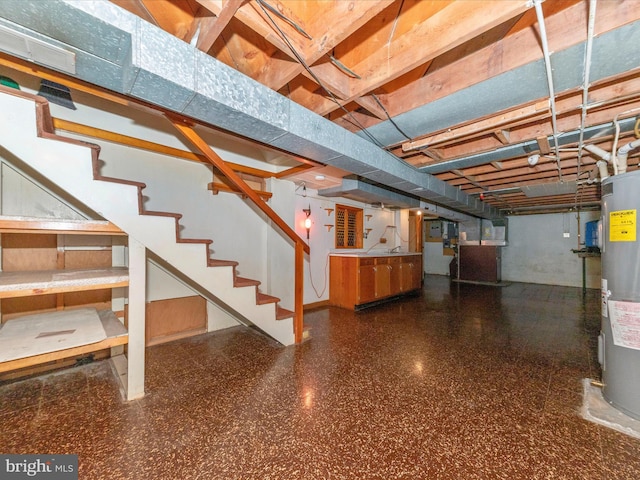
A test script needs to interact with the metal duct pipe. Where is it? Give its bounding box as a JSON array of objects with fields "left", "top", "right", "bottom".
[{"left": 533, "top": 0, "right": 562, "bottom": 180}]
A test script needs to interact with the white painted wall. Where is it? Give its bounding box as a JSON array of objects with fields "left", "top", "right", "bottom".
[
  {"left": 266, "top": 177, "right": 296, "bottom": 308},
  {"left": 501, "top": 211, "right": 601, "bottom": 288},
  {"left": 295, "top": 187, "right": 396, "bottom": 304},
  {"left": 423, "top": 241, "right": 453, "bottom": 276},
  {"left": 420, "top": 211, "right": 601, "bottom": 288},
  {"left": 0, "top": 161, "right": 87, "bottom": 219}
]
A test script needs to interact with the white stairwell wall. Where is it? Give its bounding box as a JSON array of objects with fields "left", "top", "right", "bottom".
[{"left": 0, "top": 89, "right": 296, "bottom": 345}]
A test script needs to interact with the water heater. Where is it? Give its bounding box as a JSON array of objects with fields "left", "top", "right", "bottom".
[{"left": 600, "top": 169, "right": 640, "bottom": 420}]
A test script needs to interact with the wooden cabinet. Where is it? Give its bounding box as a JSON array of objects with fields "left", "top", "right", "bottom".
[
  {"left": 375, "top": 258, "right": 392, "bottom": 299},
  {"left": 330, "top": 254, "right": 422, "bottom": 310},
  {"left": 0, "top": 217, "right": 129, "bottom": 378},
  {"left": 400, "top": 257, "right": 422, "bottom": 292},
  {"left": 358, "top": 263, "right": 377, "bottom": 304},
  {"left": 459, "top": 245, "right": 501, "bottom": 283}
]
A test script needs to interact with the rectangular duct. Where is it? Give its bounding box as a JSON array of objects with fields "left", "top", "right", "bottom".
[
  {"left": 318, "top": 177, "right": 420, "bottom": 209},
  {"left": 521, "top": 181, "right": 577, "bottom": 198}
]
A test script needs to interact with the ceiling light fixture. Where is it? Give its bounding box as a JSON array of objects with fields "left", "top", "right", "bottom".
[{"left": 528, "top": 154, "right": 540, "bottom": 166}]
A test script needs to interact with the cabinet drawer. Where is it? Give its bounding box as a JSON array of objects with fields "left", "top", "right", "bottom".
[{"left": 358, "top": 257, "right": 375, "bottom": 266}]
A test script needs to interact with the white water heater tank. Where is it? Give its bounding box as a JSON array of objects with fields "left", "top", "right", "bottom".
[{"left": 599, "top": 169, "right": 640, "bottom": 420}]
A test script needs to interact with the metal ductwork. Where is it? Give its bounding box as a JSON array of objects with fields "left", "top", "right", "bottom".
[
  {"left": 317, "top": 176, "right": 420, "bottom": 210},
  {"left": 362, "top": 20, "right": 640, "bottom": 149},
  {"left": 0, "top": 0, "right": 502, "bottom": 220}
]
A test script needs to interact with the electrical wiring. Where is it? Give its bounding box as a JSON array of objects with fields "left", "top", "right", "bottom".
[
  {"left": 309, "top": 251, "right": 330, "bottom": 298},
  {"left": 257, "top": 0, "right": 312, "bottom": 39},
  {"left": 371, "top": 93, "right": 412, "bottom": 141},
  {"left": 393, "top": 226, "right": 409, "bottom": 244},
  {"left": 365, "top": 225, "right": 395, "bottom": 253},
  {"left": 255, "top": 0, "right": 390, "bottom": 150}
]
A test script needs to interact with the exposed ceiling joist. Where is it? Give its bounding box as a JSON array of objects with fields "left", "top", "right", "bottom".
[{"left": 1, "top": 0, "right": 638, "bottom": 215}]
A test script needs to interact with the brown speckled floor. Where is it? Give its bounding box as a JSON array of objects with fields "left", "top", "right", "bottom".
[{"left": 2, "top": 275, "right": 640, "bottom": 479}]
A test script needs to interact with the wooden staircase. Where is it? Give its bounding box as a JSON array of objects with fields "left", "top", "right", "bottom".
[{"left": 0, "top": 85, "right": 297, "bottom": 346}]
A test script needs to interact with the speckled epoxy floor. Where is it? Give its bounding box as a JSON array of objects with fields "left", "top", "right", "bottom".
[{"left": 2, "top": 275, "right": 640, "bottom": 479}]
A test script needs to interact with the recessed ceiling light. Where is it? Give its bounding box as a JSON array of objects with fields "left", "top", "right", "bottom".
[{"left": 314, "top": 175, "right": 326, "bottom": 181}]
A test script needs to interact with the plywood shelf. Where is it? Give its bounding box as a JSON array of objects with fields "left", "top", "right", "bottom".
[
  {"left": 0, "top": 215, "right": 125, "bottom": 235},
  {"left": 0, "top": 309, "right": 128, "bottom": 373},
  {"left": 0, "top": 267, "right": 129, "bottom": 299}
]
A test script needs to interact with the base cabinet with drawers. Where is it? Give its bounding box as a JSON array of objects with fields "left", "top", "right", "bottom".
[{"left": 329, "top": 254, "right": 422, "bottom": 310}]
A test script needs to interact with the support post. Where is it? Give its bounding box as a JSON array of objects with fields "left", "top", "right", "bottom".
[
  {"left": 127, "top": 236, "right": 146, "bottom": 400},
  {"left": 295, "top": 241, "right": 304, "bottom": 343}
]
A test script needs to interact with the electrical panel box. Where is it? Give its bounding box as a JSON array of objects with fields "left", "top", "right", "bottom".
[{"left": 585, "top": 220, "right": 599, "bottom": 248}]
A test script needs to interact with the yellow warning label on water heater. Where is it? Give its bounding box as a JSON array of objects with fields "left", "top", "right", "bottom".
[{"left": 610, "top": 209, "right": 636, "bottom": 242}]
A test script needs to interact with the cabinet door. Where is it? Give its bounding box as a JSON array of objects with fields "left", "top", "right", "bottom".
[
  {"left": 400, "top": 258, "right": 422, "bottom": 292},
  {"left": 388, "top": 262, "right": 401, "bottom": 296},
  {"left": 399, "top": 262, "right": 412, "bottom": 292},
  {"left": 411, "top": 259, "right": 423, "bottom": 290},
  {"left": 375, "top": 264, "right": 391, "bottom": 298},
  {"left": 358, "top": 265, "right": 377, "bottom": 304}
]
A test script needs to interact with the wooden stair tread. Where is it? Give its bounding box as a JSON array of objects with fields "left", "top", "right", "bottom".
[
  {"left": 208, "top": 259, "right": 239, "bottom": 267},
  {"left": 98, "top": 175, "right": 145, "bottom": 189},
  {"left": 142, "top": 210, "right": 182, "bottom": 219},
  {"left": 235, "top": 276, "right": 260, "bottom": 287},
  {"left": 176, "top": 238, "right": 213, "bottom": 245},
  {"left": 0, "top": 267, "right": 129, "bottom": 299},
  {"left": 256, "top": 292, "right": 280, "bottom": 305},
  {"left": 275, "top": 306, "right": 294, "bottom": 320}
]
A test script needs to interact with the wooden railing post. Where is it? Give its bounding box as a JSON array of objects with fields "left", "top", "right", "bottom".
[{"left": 294, "top": 241, "right": 304, "bottom": 343}]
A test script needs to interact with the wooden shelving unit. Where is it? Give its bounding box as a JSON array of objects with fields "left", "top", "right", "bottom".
[
  {"left": 0, "top": 267, "right": 129, "bottom": 298},
  {"left": 0, "top": 310, "right": 127, "bottom": 373},
  {"left": 0, "top": 216, "right": 130, "bottom": 378}
]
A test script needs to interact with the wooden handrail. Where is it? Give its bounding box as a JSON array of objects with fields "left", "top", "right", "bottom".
[
  {"left": 52, "top": 117, "right": 275, "bottom": 178},
  {"left": 168, "top": 115, "right": 309, "bottom": 343}
]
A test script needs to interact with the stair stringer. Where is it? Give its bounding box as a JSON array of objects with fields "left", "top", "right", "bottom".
[{"left": 0, "top": 90, "right": 295, "bottom": 345}]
